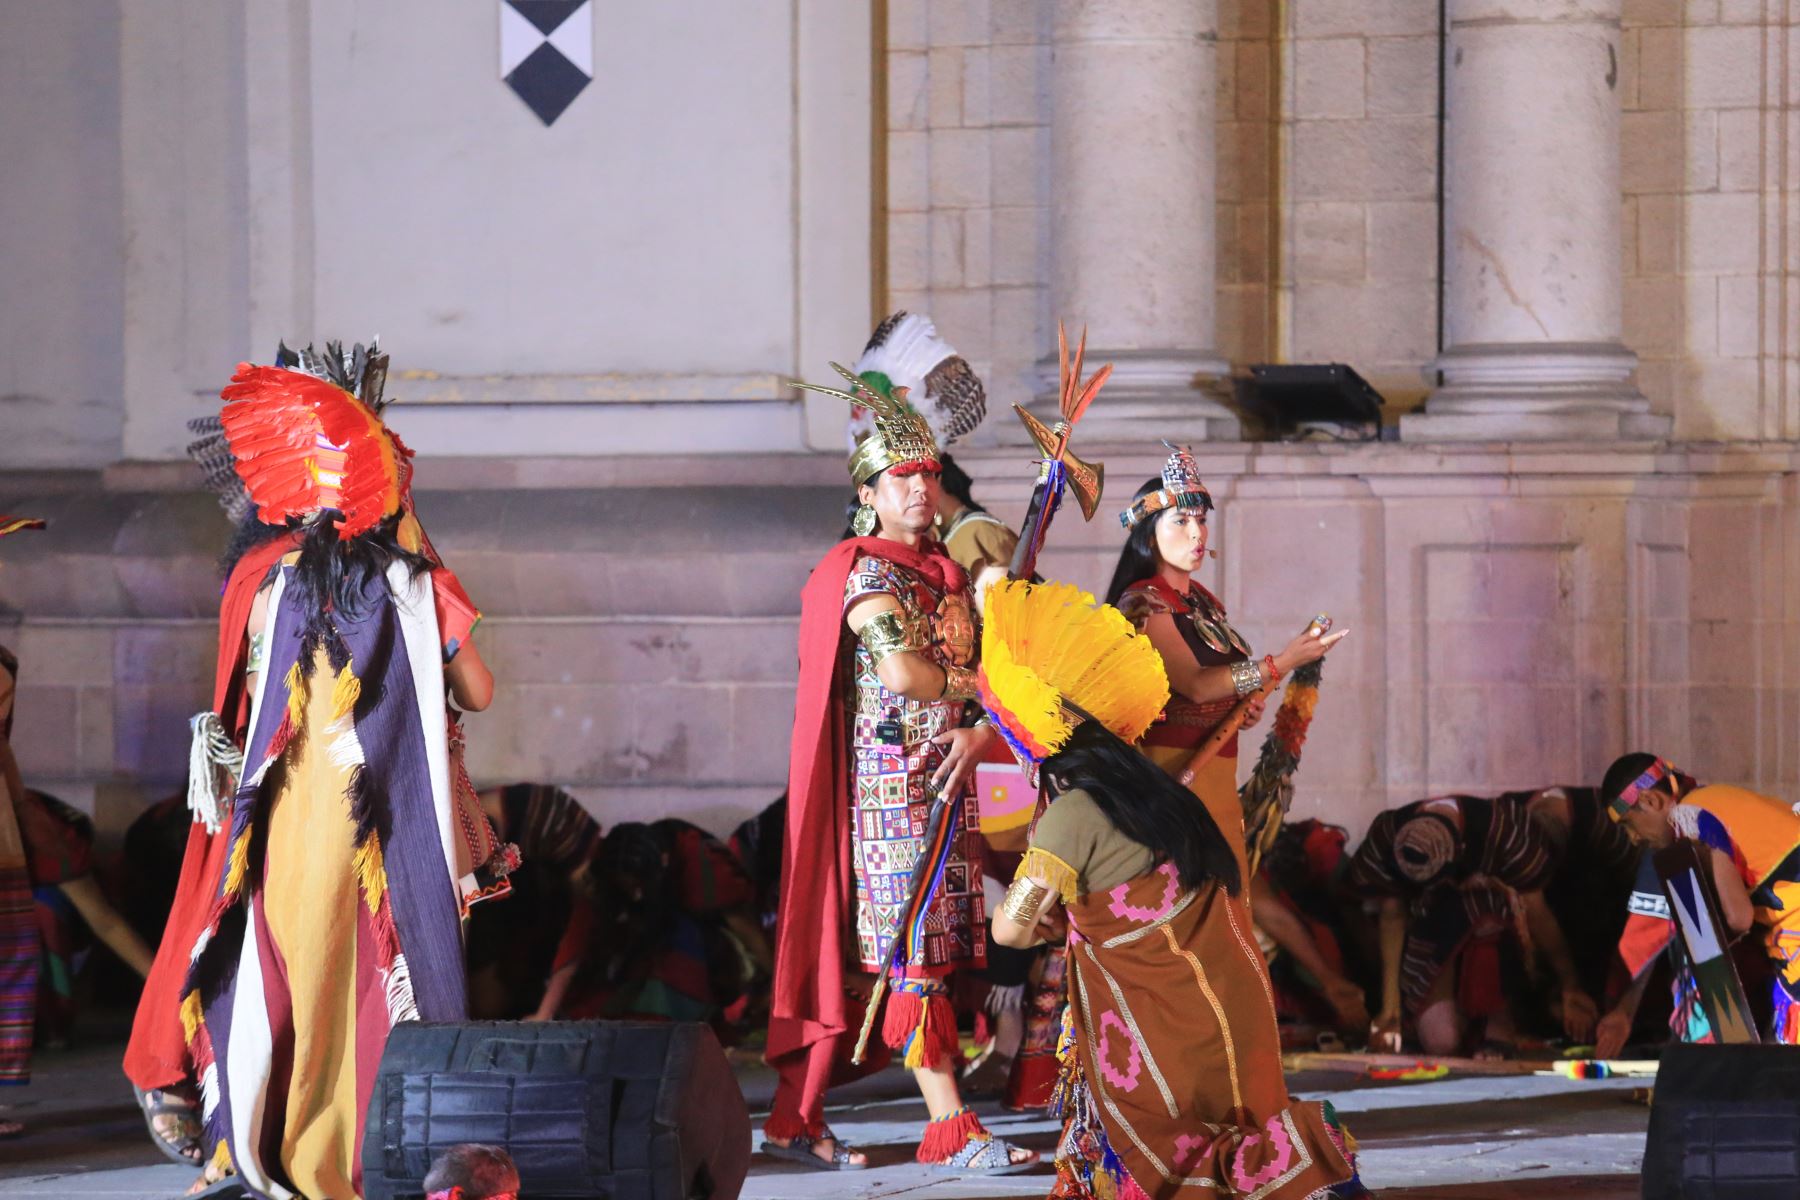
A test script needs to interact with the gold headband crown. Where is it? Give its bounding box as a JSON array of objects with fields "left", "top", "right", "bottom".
[{"left": 793, "top": 362, "right": 941, "bottom": 484}]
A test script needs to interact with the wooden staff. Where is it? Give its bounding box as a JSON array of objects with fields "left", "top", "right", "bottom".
[{"left": 1176, "top": 696, "right": 1258, "bottom": 788}]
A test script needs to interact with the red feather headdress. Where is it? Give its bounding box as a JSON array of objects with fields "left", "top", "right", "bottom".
[{"left": 218, "top": 363, "right": 408, "bottom": 541}]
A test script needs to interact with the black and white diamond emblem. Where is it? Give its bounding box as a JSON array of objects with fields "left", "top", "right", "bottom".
[{"left": 500, "top": 0, "right": 592, "bottom": 126}]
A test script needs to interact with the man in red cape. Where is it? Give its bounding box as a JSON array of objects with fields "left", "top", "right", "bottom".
[{"left": 763, "top": 368, "right": 1035, "bottom": 1174}]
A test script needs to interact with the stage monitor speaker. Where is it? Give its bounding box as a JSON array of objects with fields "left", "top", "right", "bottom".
[
  {"left": 363, "top": 1020, "right": 750, "bottom": 1200},
  {"left": 1245, "top": 363, "right": 1385, "bottom": 438},
  {"left": 1642, "top": 1042, "right": 1800, "bottom": 1199}
]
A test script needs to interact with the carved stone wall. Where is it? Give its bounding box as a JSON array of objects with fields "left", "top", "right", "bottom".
[{"left": 8, "top": 445, "right": 1796, "bottom": 842}]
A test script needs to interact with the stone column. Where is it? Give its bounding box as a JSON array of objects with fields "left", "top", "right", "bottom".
[
  {"left": 1404, "top": 0, "right": 1669, "bottom": 441},
  {"left": 1025, "top": 0, "right": 1239, "bottom": 443}
]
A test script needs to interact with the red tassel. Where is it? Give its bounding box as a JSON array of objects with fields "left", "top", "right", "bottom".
[
  {"left": 882, "top": 987, "right": 925, "bottom": 1052},
  {"left": 916, "top": 1106, "right": 986, "bottom": 1164},
  {"left": 883, "top": 990, "right": 959, "bottom": 1069},
  {"left": 919, "top": 994, "right": 960, "bottom": 1068}
]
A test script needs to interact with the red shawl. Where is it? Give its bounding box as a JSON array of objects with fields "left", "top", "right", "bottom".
[
  {"left": 124, "top": 530, "right": 300, "bottom": 1091},
  {"left": 766, "top": 536, "right": 967, "bottom": 1100}
]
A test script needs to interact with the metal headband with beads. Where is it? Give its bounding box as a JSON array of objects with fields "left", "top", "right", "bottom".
[{"left": 1121, "top": 442, "right": 1213, "bottom": 528}]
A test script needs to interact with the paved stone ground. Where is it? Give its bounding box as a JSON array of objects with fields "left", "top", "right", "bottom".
[{"left": 0, "top": 1033, "right": 1647, "bottom": 1198}]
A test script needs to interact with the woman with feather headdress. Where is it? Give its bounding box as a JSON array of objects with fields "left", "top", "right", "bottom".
[
  {"left": 178, "top": 343, "right": 503, "bottom": 1200},
  {"left": 984, "top": 581, "right": 1368, "bottom": 1200}
]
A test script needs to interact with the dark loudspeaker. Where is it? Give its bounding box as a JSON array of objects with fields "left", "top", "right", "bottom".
[
  {"left": 1642, "top": 1042, "right": 1800, "bottom": 1199},
  {"left": 1245, "top": 363, "right": 1385, "bottom": 438},
  {"left": 363, "top": 1020, "right": 750, "bottom": 1200}
]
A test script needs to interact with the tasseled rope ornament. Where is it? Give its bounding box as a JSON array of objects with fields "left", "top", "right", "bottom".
[
  {"left": 330, "top": 664, "right": 360, "bottom": 722},
  {"left": 352, "top": 833, "right": 390, "bottom": 922},
  {"left": 283, "top": 660, "right": 306, "bottom": 728},
  {"left": 185, "top": 712, "right": 244, "bottom": 835}
]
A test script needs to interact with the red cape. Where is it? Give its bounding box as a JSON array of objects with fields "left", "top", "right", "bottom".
[
  {"left": 766, "top": 536, "right": 967, "bottom": 1099},
  {"left": 124, "top": 530, "right": 300, "bottom": 1090}
]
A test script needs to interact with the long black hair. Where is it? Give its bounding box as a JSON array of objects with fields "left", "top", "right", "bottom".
[
  {"left": 290, "top": 511, "right": 435, "bottom": 670},
  {"left": 220, "top": 510, "right": 295, "bottom": 580},
  {"left": 1103, "top": 477, "right": 1169, "bottom": 606},
  {"left": 1040, "top": 719, "right": 1241, "bottom": 895}
]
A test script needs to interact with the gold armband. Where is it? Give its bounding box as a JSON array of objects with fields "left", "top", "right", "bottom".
[
  {"left": 940, "top": 663, "right": 979, "bottom": 702},
  {"left": 1000, "top": 877, "right": 1050, "bottom": 924},
  {"left": 858, "top": 608, "right": 927, "bottom": 667}
]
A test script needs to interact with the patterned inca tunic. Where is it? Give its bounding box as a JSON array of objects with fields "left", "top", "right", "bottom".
[{"left": 843, "top": 554, "right": 986, "bottom": 972}]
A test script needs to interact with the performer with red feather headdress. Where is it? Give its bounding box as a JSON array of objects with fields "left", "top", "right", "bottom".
[{"left": 172, "top": 342, "right": 504, "bottom": 1200}]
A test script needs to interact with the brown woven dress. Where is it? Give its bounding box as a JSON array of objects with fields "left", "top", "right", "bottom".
[{"left": 1024, "top": 790, "right": 1360, "bottom": 1200}]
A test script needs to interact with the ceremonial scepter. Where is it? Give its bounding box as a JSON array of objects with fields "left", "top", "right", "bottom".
[
  {"left": 848, "top": 323, "right": 1110, "bottom": 1064},
  {"left": 1239, "top": 631, "right": 1329, "bottom": 876},
  {"left": 1175, "top": 615, "right": 1331, "bottom": 793}
]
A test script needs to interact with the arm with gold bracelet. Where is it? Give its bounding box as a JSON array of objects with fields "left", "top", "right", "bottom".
[
  {"left": 992, "top": 872, "right": 1064, "bottom": 949},
  {"left": 847, "top": 594, "right": 970, "bottom": 702}
]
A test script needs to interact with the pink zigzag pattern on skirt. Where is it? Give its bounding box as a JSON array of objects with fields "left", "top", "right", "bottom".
[
  {"left": 1172, "top": 1128, "right": 1220, "bottom": 1173},
  {"left": 1107, "top": 862, "right": 1180, "bottom": 922},
  {"left": 1231, "top": 1112, "right": 1298, "bottom": 1192},
  {"left": 1096, "top": 1010, "right": 1144, "bottom": 1092}
]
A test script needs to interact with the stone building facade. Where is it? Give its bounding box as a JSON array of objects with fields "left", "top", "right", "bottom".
[{"left": 3, "top": 0, "right": 1798, "bottom": 841}]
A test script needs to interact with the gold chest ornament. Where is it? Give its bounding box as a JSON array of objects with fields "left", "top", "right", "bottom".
[
  {"left": 933, "top": 591, "right": 977, "bottom": 667},
  {"left": 1186, "top": 590, "right": 1252, "bottom": 657}
]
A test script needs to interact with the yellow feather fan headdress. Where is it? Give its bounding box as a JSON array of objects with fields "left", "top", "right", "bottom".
[{"left": 977, "top": 579, "right": 1169, "bottom": 763}]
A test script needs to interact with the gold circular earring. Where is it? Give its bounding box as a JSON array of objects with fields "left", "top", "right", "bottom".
[{"left": 851, "top": 504, "right": 877, "bottom": 537}]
